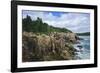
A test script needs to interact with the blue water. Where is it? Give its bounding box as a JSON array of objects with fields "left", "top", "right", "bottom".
[{"left": 74, "top": 36, "right": 90, "bottom": 60}]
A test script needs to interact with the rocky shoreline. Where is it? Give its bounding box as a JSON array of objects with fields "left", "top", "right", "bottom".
[{"left": 22, "top": 31, "right": 80, "bottom": 62}]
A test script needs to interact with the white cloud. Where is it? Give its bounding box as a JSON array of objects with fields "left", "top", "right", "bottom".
[{"left": 23, "top": 10, "right": 90, "bottom": 33}]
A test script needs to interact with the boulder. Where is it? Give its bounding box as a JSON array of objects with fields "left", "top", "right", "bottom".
[
  {"left": 60, "top": 50, "right": 72, "bottom": 60},
  {"left": 66, "top": 32, "right": 77, "bottom": 43}
]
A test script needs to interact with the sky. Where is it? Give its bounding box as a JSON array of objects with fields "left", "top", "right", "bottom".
[{"left": 22, "top": 10, "right": 90, "bottom": 33}]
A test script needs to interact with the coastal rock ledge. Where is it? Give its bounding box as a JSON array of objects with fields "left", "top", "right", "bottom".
[{"left": 22, "top": 31, "right": 79, "bottom": 62}]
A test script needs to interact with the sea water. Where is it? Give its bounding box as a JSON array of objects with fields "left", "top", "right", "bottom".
[{"left": 74, "top": 36, "right": 90, "bottom": 60}]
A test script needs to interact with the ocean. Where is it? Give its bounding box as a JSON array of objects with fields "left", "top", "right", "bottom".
[{"left": 74, "top": 36, "right": 90, "bottom": 60}]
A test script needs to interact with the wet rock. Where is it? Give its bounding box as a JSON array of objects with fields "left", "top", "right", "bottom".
[
  {"left": 78, "top": 37, "right": 84, "bottom": 40},
  {"left": 77, "top": 45, "right": 83, "bottom": 49}
]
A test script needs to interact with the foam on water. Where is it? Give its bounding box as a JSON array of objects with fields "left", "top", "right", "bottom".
[{"left": 73, "top": 36, "right": 90, "bottom": 60}]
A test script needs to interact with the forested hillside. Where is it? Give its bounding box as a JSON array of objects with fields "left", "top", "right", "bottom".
[{"left": 22, "top": 15, "right": 72, "bottom": 33}]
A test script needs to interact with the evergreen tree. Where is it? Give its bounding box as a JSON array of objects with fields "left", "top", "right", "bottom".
[
  {"left": 22, "top": 15, "right": 32, "bottom": 32},
  {"left": 22, "top": 15, "right": 72, "bottom": 33}
]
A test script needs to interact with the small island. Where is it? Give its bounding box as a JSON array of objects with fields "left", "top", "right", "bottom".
[{"left": 76, "top": 32, "right": 90, "bottom": 36}]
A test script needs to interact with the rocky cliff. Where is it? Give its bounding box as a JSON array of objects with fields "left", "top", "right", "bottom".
[{"left": 22, "top": 31, "right": 79, "bottom": 62}]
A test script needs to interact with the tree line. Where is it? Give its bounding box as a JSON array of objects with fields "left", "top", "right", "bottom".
[{"left": 22, "top": 15, "right": 72, "bottom": 34}]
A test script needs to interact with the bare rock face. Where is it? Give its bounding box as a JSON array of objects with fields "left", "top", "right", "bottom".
[
  {"left": 53, "top": 32, "right": 78, "bottom": 43},
  {"left": 66, "top": 32, "right": 78, "bottom": 43}
]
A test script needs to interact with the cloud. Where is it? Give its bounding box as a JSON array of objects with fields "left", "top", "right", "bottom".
[{"left": 22, "top": 10, "right": 90, "bottom": 33}]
